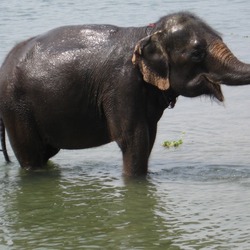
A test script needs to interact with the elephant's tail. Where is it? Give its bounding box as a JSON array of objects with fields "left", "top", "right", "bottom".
[{"left": 0, "top": 118, "right": 10, "bottom": 163}]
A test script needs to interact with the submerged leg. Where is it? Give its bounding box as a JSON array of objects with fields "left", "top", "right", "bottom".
[{"left": 117, "top": 124, "right": 151, "bottom": 176}]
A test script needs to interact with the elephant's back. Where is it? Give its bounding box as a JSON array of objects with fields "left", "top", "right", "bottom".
[
  {"left": 0, "top": 24, "right": 143, "bottom": 83},
  {"left": 0, "top": 23, "right": 144, "bottom": 120},
  {"left": 35, "top": 24, "right": 120, "bottom": 53}
]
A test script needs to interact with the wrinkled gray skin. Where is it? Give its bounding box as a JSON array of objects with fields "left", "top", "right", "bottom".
[{"left": 0, "top": 12, "right": 250, "bottom": 176}]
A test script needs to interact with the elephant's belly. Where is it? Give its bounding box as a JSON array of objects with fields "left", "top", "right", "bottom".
[{"left": 40, "top": 119, "right": 111, "bottom": 150}]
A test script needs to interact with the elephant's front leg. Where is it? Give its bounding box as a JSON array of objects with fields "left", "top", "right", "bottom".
[{"left": 118, "top": 124, "right": 151, "bottom": 176}]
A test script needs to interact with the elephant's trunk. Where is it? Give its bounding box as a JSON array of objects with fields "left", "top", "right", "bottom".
[{"left": 208, "top": 40, "right": 250, "bottom": 86}]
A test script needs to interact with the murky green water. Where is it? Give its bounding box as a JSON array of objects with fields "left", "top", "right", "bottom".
[
  {"left": 1, "top": 161, "right": 250, "bottom": 249},
  {"left": 1, "top": 0, "right": 250, "bottom": 249}
]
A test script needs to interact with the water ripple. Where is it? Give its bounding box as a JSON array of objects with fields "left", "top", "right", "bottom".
[{"left": 152, "top": 164, "right": 250, "bottom": 183}]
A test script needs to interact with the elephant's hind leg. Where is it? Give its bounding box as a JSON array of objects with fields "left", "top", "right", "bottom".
[{"left": 4, "top": 115, "right": 50, "bottom": 169}]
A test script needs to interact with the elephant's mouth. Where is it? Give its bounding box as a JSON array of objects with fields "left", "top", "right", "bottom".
[
  {"left": 186, "top": 73, "right": 224, "bottom": 102},
  {"left": 204, "top": 74, "right": 224, "bottom": 102}
]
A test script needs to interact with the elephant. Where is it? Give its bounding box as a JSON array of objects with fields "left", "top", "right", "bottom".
[{"left": 0, "top": 12, "right": 250, "bottom": 176}]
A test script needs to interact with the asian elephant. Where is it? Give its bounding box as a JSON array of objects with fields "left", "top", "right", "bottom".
[{"left": 0, "top": 12, "right": 250, "bottom": 176}]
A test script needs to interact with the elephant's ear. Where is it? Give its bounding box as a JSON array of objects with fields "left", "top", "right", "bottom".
[{"left": 132, "top": 33, "right": 170, "bottom": 91}]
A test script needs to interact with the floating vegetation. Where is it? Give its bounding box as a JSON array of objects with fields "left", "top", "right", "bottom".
[
  {"left": 162, "top": 132, "right": 185, "bottom": 148},
  {"left": 162, "top": 139, "right": 183, "bottom": 148}
]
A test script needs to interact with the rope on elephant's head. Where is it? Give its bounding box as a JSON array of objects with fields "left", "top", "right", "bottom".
[{"left": 146, "top": 23, "right": 156, "bottom": 35}]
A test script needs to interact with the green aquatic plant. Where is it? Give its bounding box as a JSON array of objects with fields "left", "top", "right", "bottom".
[
  {"left": 162, "top": 139, "right": 183, "bottom": 148},
  {"left": 162, "top": 132, "right": 185, "bottom": 148}
]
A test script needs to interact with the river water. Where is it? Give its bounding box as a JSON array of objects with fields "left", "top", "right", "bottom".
[{"left": 0, "top": 0, "right": 250, "bottom": 249}]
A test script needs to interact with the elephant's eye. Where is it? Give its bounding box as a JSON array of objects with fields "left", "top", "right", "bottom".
[
  {"left": 191, "top": 47, "right": 206, "bottom": 62},
  {"left": 190, "top": 40, "right": 207, "bottom": 62}
]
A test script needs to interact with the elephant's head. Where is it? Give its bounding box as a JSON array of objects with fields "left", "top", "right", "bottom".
[{"left": 132, "top": 12, "right": 250, "bottom": 102}]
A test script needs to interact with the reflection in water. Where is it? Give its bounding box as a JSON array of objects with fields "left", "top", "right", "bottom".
[
  {"left": 1, "top": 164, "right": 62, "bottom": 248},
  {"left": 1, "top": 164, "right": 178, "bottom": 249},
  {"left": 1, "top": 161, "right": 250, "bottom": 249}
]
